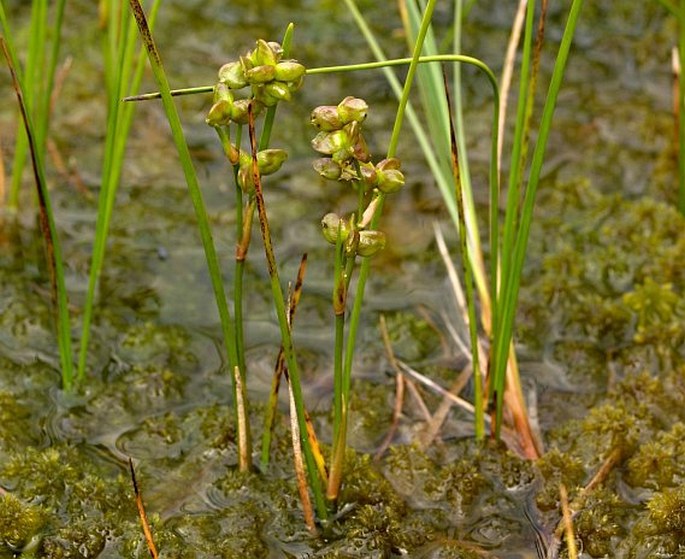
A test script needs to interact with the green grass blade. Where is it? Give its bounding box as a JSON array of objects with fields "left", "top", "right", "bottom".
[
  {"left": 78, "top": 0, "right": 162, "bottom": 382},
  {"left": 2, "top": 37, "right": 74, "bottom": 389},
  {"left": 246, "top": 104, "right": 328, "bottom": 521},
  {"left": 492, "top": 0, "right": 585, "bottom": 435},
  {"left": 35, "top": 0, "right": 66, "bottom": 155},
  {"left": 126, "top": 0, "right": 240, "bottom": 379},
  {"left": 443, "top": 68, "right": 485, "bottom": 439}
]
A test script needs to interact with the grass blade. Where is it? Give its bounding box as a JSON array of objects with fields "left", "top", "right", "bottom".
[
  {"left": 77, "top": 0, "right": 162, "bottom": 382},
  {"left": 1, "top": 36, "right": 74, "bottom": 389},
  {"left": 492, "top": 0, "right": 585, "bottom": 437},
  {"left": 246, "top": 102, "right": 328, "bottom": 521},
  {"left": 126, "top": 0, "right": 242, "bottom": 423},
  {"left": 442, "top": 68, "right": 485, "bottom": 438}
]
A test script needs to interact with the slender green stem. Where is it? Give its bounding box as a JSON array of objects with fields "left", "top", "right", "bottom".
[
  {"left": 127, "top": 0, "right": 240, "bottom": 381},
  {"left": 347, "top": 0, "right": 498, "bottom": 330},
  {"left": 442, "top": 66, "right": 485, "bottom": 439},
  {"left": 35, "top": 0, "right": 66, "bottom": 155},
  {"left": 331, "top": 234, "right": 346, "bottom": 451},
  {"left": 488, "top": 0, "right": 536, "bottom": 429},
  {"left": 246, "top": 103, "right": 328, "bottom": 521},
  {"left": 123, "top": 55, "right": 499, "bottom": 102},
  {"left": 327, "top": 0, "right": 439, "bottom": 503}
]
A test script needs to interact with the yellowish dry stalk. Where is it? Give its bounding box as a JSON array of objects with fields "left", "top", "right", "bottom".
[
  {"left": 288, "top": 381, "right": 317, "bottom": 533},
  {"left": 559, "top": 484, "right": 578, "bottom": 559},
  {"left": 233, "top": 365, "right": 250, "bottom": 472}
]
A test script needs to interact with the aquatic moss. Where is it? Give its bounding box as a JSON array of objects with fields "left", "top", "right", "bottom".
[
  {"left": 348, "top": 379, "right": 395, "bottom": 449},
  {"left": 118, "top": 321, "right": 198, "bottom": 370},
  {"left": 0, "top": 391, "right": 39, "bottom": 452},
  {"left": 535, "top": 448, "right": 586, "bottom": 511},
  {"left": 0, "top": 494, "right": 45, "bottom": 555},
  {"left": 573, "top": 487, "right": 634, "bottom": 557},
  {"left": 626, "top": 422, "right": 685, "bottom": 490},
  {"left": 620, "top": 486, "right": 685, "bottom": 557},
  {"left": 646, "top": 487, "right": 685, "bottom": 535},
  {"left": 521, "top": 180, "right": 685, "bottom": 381}
]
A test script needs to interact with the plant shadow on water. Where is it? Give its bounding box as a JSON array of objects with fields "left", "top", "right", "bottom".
[{"left": 2, "top": 1, "right": 685, "bottom": 558}]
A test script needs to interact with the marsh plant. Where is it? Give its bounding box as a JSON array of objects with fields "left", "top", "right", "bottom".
[
  {"left": 2, "top": 0, "right": 589, "bottom": 536},
  {"left": 201, "top": 31, "right": 408, "bottom": 522}
]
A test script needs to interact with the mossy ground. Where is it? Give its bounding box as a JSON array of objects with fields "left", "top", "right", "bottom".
[{"left": 4, "top": 178, "right": 685, "bottom": 557}]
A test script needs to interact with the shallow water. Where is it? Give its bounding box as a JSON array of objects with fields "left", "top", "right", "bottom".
[{"left": 1, "top": 2, "right": 684, "bottom": 558}]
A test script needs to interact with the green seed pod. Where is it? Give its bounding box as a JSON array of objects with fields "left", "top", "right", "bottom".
[
  {"left": 250, "top": 39, "right": 279, "bottom": 67},
  {"left": 255, "top": 89, "right": 279, "bottom": 107},
  {"left": 287, "top": 75, "right": 305, "bottom": 94},
  {"left": 356, "top": 230, "right": 386, "bottom": 257},
  {"left": 245, "top": 64, "right": 276, "bottom": 84},
  {"left": 266, "top": 41, "right": 284, "bottom": 61},
  {"left": 218, "top": 61, "right": 247, "bottom": 89},
  {"left": 238, "top": 150, "right": 252, "bottom": 169},
  {"left": 377, "top": 169, "right": 405, "bottom": 194},
  {"left": 206, "top": 99, "right": 233, "bottom": 127},
  {"left": 313, "top": 158, "right": 342, "bottom": 180},
  {"left": 237, "top": 164, "right": 255, "bottom": 194},
  {"left": 337, "top": 96, "right": 368, "bottom": 124},
  {"left": 274, "top": 61, "right": 306, "bottom": 82},
  {"left": 229, "top": 99, "right": 251, "bottom": 125},
  {"left": 321, "top": 213, "right": 350, "bottom": 244},
  {"left": 311, "top": 129, "right": 349, "bottom": 156},
  {"left": 239, "top": 54, "right": 253, "bottom": 73},
  {"left": 376, "top": 157, "right": 402, "bottom": 172},
  {"left": 213, "top": 82, "right": 233, "bottom": 103},
  {"left": 264, "top": 81, "right": 292, "bottom": 102},
  {"left": 358, "top": 161, "right": 378, "bottom": 187},
  {"left": 257, "top": 148, "right": 288, "bottom": 175},
  {"left": 311, "top": 105, "right": 343, "bottom": 131},
  {"left": 376, "top": 158, "right": 405, "bottom": 193},
  {"left": 226, "top": 142, "right": 241, "bottom": 165},
  {"left": 352, "top": 133, "right": 370, "bottom": 163}
]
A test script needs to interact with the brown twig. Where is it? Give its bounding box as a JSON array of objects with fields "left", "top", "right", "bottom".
[
  {"left": 1, "top": 37, "right": 56, "bottom": 305},
  {"left": 129, "top": 459, "right": 159, "bottom": 559},
  {"left": 261, "top": 254, "right": 309, "bottom": 467}
]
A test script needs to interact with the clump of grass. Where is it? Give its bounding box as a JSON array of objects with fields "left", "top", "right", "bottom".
[
  {"left": 347, "top": 0, "right": 585, "bottom": 457},
  {"left": 77, "top": 0, "right": 162, "bottom": 383}
]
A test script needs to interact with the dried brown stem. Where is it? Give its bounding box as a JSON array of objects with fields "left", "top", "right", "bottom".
[{"left": 129, "top": 459, "right": 159, "bottom": 559}]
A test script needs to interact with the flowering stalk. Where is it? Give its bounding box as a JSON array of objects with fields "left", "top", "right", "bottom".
[
  {"left": 205, "top": 29, "right": 300, "bottom": 472},
  {"left": 311, "top": 97, "right": 403, "bottom": 507}
]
